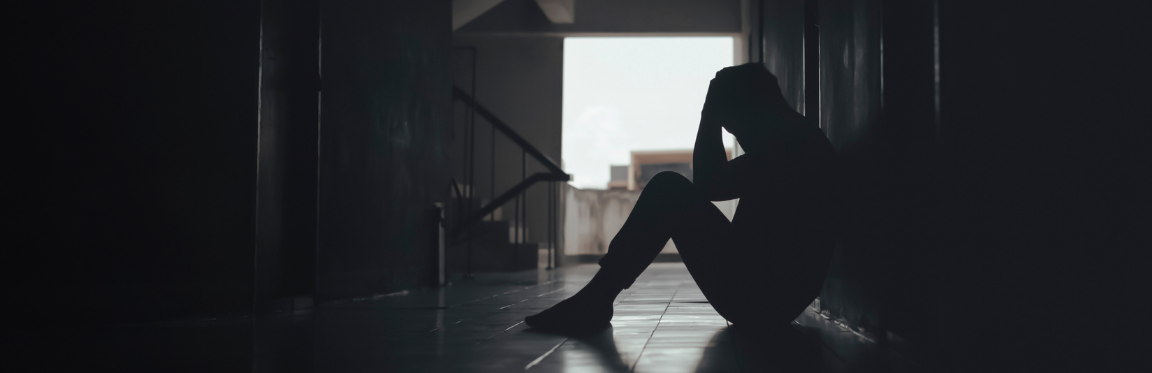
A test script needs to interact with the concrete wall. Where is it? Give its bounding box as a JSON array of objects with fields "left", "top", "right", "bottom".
[
  {"left": 565, "top": 187, "right": 646, "bottom": 256},
  {"left": 317, "top": 0, "right": 454, "bottom": 301},
  {"left": 458, "top": 0, "right": 742, "bottom": 34}
]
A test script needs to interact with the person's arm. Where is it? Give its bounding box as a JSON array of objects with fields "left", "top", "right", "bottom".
[{"left": 692, "top": 108, "right": 740, "bottom": 201}]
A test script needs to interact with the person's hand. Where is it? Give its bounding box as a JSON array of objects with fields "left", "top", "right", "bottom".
[{"left": 701, "top": 77, "right": 733, "bottom": 131}]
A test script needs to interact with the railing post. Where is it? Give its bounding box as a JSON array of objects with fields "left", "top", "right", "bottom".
[
  {"left": 519, "top": 150, "right": 526, "bottom": 270},
  {"left": 555, "top": 181, "right": 559, "bottom": 269},
  {"left": 555, "top": 182, "right": 559, "bottom": 268},
  {"left": 556, "top": 183, "right": 559, "bottom": 267},
  {"left": 463, "top": 94, "right": 473, "bottom": 280},
  {"left": 518, "top": 171, "right": 523, "bottom": 262},
  {"left": 465, "top": 100, "right": 474, "bottom": 280},
  {"left": 490, "top": 125, "right": 495, "bottom": 222},
  {"left": 453, "top": 47, "right": 478, "bottom": 281},
  {"left": 547, "top": 181, "right": 554, "bottom": 270}
]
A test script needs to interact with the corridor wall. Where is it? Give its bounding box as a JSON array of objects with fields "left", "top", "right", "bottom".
[
  {"left": 316, "top": 0, "right": 454, "bottom": 301},
  {"left": 20, "top": 1, "right": 262, "bottom": 325}
]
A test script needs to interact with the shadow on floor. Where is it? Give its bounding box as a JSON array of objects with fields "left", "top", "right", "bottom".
[
  {"left": 702, "top": 324, "right": 845, "bottom": 372},
  {"left": 525, "top": 323, "right": 847, "bottom": 372}
]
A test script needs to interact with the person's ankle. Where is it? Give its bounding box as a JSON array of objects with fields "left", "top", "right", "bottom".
[
  {"left": 571, "top": 289, "right": 616, "bottom": 305},
  {"left": 583, "top": 271, "right": 626, "bottom": 298},
  {"left": 572, "top": 284, "right": 622, "bottom": 305}
]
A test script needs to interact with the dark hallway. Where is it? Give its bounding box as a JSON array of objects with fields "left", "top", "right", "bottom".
[{"left": 13, "top": 0, "right": 1147, "bottom": 372}]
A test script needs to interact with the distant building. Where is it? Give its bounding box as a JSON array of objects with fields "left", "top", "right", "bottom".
[
  {"left": 608, "top": 165, "right": 630, "bottom": 190},
  {"left": 638, "top": 162, "right": 694, "bottom": 186},
  {"left": 607, "top": 149, "right": 732, "bottom": 190}
]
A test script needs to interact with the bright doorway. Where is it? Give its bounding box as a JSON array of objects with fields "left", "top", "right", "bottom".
[
  {"left": 561, "top": 37, "right": 738, "bottom": 259},
  {"left": 562, "top": 37, "right": 736, "bottom": 190}
]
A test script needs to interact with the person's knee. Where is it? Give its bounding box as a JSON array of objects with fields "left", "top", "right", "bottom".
[
  {"left": 643, "top": 171, "right": 696, "bottom": 202},
  {"left": 647, "top": 171, "right": 692, "bottom": 191}
]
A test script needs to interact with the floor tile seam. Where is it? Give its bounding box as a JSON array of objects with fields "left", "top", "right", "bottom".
[
  {"left": 444, "top": 280, "right": 558, "bottom": 309},
  {"left": 472, "top": 320, "right": 526, "bottom": 345},
  {"left": 463, "top": 293, "right": 574, "bottom": 369},
  {"left": 495, "top": 286, "right": 568, "bottom": 310},
  {"left": 426, "top": 286, "right": 567, "bottom": 333},
  {"left": 468, "top": 287, "right": 572, "bottom": 345},
  {"left": 522, "top": 338, "right": 570, "bottom": 371},
  {"left": 628, "top": 281, "right": 680, "bottom": 372},
  {"left": 425, "top": 311, "right": 529, "bottom": 333}
]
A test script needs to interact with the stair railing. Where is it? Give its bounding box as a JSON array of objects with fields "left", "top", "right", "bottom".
[{"left": 451, "top": 86, "right": 568, "bottom": 277}]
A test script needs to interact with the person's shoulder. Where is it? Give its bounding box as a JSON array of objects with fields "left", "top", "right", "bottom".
[
  {"left": 799, "top": 122, "right": 834, "bottom": 156},
  {"left": 799, "top": 117, "right": 828, "bottom": 141}
]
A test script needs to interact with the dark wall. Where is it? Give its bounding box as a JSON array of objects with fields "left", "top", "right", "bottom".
[
  {"left": 317, "top": 0, "right": 454, "bottom": 301},
  {"left": 21, "top": 1, "right": 261, "bottom": 325},
  {"left": 773, "top": 0, "right": 1147, "bottom": 369},
  {"left": 759, "top": 0, "right": 938, "bottom": 361},
  {"left": 933, "top": 1, "right": 1146, "bottom": 370},
  {"left": 761, "top": 0, "right": 805, "bottom": 112},
  {"left": 451, "top": 35, "right": 565, "bottom": 262},
  {"left": 816, "top": 0, "right": 885, "bottom": 341},
  {"left": 255, "top": 0, "right": 320, "bottom": 303},
  {"left": 20, "top": 0, "right": 457, "bottom": 323},
  {"left": 815, "top": 0, "right": 939, "bottom": 359},
  {"left": 870, "top": 0, "right": 938, "bottom": 357}
]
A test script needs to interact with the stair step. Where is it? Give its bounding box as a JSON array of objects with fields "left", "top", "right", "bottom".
[
  {"left": 447, "top": 196, "right": 504, "bottom": 221},
  {"left": 454, "top": 219, "right": 533, "bottom": 247},
  {"left": 447, "top": 241, "right": 538, "bottom": 273},
  {"left": 458, "top": 220, "right": 511, "bottom": 247},
  {"left": 508, "top": 224, "right": 529, "bottom": 243}
]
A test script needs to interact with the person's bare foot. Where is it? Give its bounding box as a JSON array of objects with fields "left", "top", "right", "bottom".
[{"left": 524, "top": 294, "right": 613, "bottom": 335}]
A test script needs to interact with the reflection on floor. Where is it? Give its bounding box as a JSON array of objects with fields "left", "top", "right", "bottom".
[{"left": 76, "top": 263, "right": 916, "bottom": 372}]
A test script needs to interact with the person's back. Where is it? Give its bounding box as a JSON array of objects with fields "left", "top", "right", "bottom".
[{"left": 728, "top": 118, "right": 838, "bottom": 323}]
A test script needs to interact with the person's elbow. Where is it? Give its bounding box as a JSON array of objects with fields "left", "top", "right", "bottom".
[{"left": 706, "top": 191, "right": 739, "bottom": 202}]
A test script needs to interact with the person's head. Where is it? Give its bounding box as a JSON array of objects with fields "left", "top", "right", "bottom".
[{"left": 703, "top": 63, "right": 802, "bottom": 149}]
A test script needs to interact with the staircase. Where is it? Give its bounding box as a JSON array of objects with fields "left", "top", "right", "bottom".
[
  {"left": 446, "top": 195, "right": 539, "bottom": 273},
  {"left": 447, "top": 73, "right": 567, "bottom": 277}
]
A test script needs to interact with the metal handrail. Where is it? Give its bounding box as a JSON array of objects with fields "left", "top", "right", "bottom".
[
  {"left": 452, "top": 87, "right": 567, "bottom": 176},
  {"left": 454, "top": 172, "right": 569, "bottom": 239},
  {"left": 449, "top": 87, "right": 569, "bottom": 240}
]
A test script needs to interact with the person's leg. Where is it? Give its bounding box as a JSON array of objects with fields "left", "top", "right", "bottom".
[
  {"left": 622, "top": 173, "right": 769, "bottom": 324},
  {"left": 593, "top": 171, "right": 787, "bottom": 326},
  {"left": 526, "top": 172, "right": 736, "bottom": 333},
  {"left": 597, "top": 171, "right": 733, "bottom": 289}
]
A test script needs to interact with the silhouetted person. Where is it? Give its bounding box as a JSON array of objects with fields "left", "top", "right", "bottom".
[{"left": 526, "top": 63, "right": 838, "bottom": 333}]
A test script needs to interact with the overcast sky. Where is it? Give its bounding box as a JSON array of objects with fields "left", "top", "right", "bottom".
[{"left": 562, "top": 37, "right": 735, "bottom": 190}]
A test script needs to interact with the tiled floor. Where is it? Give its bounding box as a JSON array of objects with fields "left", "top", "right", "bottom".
[{"left": 68, "top": 263, "right": 915, "bottom": 372}]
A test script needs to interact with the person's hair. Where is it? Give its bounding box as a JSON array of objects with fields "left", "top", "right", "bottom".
[
  {"left": 706, "top": 63, "right": 800, "bottom": 144},
  {"left": 710, "top": 63, "right": 791, "bottom": 113}
]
